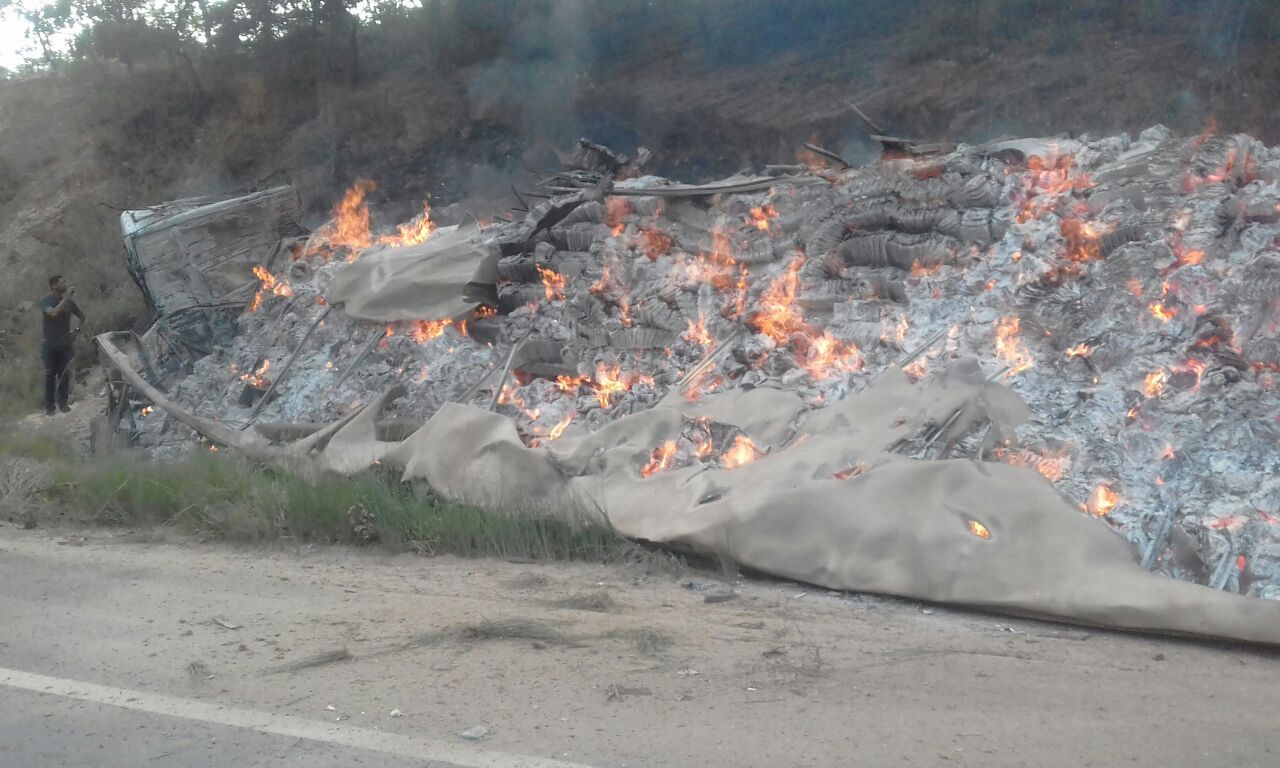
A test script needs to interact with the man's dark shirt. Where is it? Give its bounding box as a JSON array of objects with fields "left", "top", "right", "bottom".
[{"left": 39, "top": 293, "right": 83, "bottom": 351}]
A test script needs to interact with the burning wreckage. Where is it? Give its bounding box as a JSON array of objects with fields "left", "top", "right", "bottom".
[{"left": 98, "top": 130, "right": 1280, "bottom": 644}]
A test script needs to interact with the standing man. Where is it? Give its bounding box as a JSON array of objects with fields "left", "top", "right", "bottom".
[{"left": 39, "top": 275, "right": 84, "bottom": 416}]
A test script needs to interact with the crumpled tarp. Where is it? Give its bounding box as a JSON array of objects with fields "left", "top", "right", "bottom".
[
  {"left": 328, "top": 224, "right": 499, "bottom": 323},
  {"left": 97, "top": 334, "right": 1280, "bottom": 645}
]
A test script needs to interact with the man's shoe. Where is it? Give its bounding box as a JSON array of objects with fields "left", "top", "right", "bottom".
[{"left": 58, "top": 404, "right": 71, "bottom": 413}]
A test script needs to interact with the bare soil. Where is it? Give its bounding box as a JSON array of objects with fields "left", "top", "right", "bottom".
[{"left": 1, "top": 524, "right": 1277, "bottom": 767}]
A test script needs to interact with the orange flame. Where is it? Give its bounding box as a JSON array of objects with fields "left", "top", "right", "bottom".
[
  {"left": 537, "top": 265, "right": 567, "bottom": 302},
  {"left": 968, "top": 520, "right": 992, "bottom": 539},
  {"left": 748, "top": 204, "right": 777, "bottom": 232},
  {"left": 592, "top": 363, "right": 627, "bottom": 408},
  {"left": 639, "top": 228, "right": 673, "bottom": 260},
  {"left": 802, "top": 332, "right": 863, "bottom": 379},
  {"left": 411, "top": 319, "right": 455, "bottom": 343},
  {"left": 377, "top": 200, "right": 436, "bottom": 247},
  {"left": 994, "top": 316, "right": 1034, "bottom": 376},
  {"left": 556, "top": 375, "right": 588, "bottom": 393},
  {"left": 322, "top": 180, "right": 376, "bottom": 258},
  {"left": 641, "top": 440, "right": 679, "bottom": 478},
  {"left": 1143, "top": 368, "right": 1167, "bottom": 398},
  {"left": 749, "top": 256, "right": 805, "bottom": 343},
  {"left": 547, "top": 412, "right": 573, "bottom": 440},
  {"left": 721, "top": 435, "right": 764, "bottom": 469},
  {"left": 1065, "top": 343, "right": 1092, "bottom": 358},
  {"left": 239, "top": 359, "right": 271, "bottom": 388},
  {"left": 1149, "top": 302, "right": 1178, "bottom": 322},
  {"left": 252, "top": 265, "right": 294, "bottom": 298},
  {"left": 684, "top": 314, "right": 714, "bottom": 346},
  {"left": 1085, "top": 484, "right": 1119, "bottom": 517}
]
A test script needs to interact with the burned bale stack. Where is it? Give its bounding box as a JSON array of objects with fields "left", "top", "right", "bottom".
[{"left": 106, "top": 127, "right": 1280, "bottom": 643}]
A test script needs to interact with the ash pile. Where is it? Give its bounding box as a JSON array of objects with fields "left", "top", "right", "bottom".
[{"left": 116, "top": 129, "right": 1280, "bottom": 600}]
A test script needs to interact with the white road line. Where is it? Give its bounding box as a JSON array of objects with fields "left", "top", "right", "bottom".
[{"left": 0, "top": 667, "right": 598, "bottom": 768}]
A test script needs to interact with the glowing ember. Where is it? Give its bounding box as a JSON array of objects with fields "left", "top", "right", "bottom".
[
  {"left": 968, "top": 520, "right": 991, "bottom": 539},
  {"left": 1143, "top": 368, "right": 1167, "bottom": 398},
  {"left": 1085, "top": 484, "right": 1119, "bottom": 517},
  {"left": 994, "top": 316, "right": 1034, "bottom": 376},
  {"left": 140, "top": 406, "right": 153, "bottom": 416},
  {"left": 748, "top": 204, "right": 777, "bottom": 232},
  {"left": 902, "top": 360, "right": 928, "bottom": 380},
  {"left": 377, "top": 200, "right": 436, "bottom": 247},
  {"left": 639, "top": 228, "right": 673, "bottom": 260},
  {"left": 721, "top": 435, "right": 764, "bottom": 469},
  {"left": 994, "top": 446, "right": 1068, "bottom": 483},
  {"left": 1065, "top": 343, "right": 1092, "bottom": 358},
  {"left": 1159, "top": 443, "right": 1176, "bottom": 460},
  {"left": 833, "top": 463, "right": 866, "bottom": 480},
  {"left": 1015, "top": 153, "right": 1093, "bottom": 224},
  {"left": 537, "top": 265, "right": 567, "bottom": 302},
  {"left": 1177, "top": 249, "right": 1205, "bottom": 267},
  {"left": 1125, "top": 277, "right": 1144, "bottom": 299},
  {"left": 641, "top": 441, "right": 679, "bottom": 478},
  {"left": 1148, "top": 302, "right": 1178, "bottom": 322},
  {"left": 1173, "top": 357, "right": 1208, "bottom": 392}
]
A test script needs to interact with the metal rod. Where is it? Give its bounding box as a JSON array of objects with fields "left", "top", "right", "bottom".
[
  {"left": 802, "top": 142, "right": 850, "bottom": 170},
  {"left": 1141, "top": 506, "right": 1180, "bottom": 571},
  {"left": 677, "top": 329, "right": 746, "bottom": 393},
  {"left": 334, "top": 327, "right": 386, "bottom": 390},
  {"left": 896, "top": 327, "right": 948, "bottom": 368},
  {"left": 843, "top": 98, "right": 886, "bottom": 135},
  {"left": 487, "top": 339, "right": 527, "bottom": 411},
  {"left": 242, "top": 305, "right": 333, "bottom": 427}
]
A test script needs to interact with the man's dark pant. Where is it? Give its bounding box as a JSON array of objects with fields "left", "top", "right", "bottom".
[{"left": 42, "top": 346, "right": 73, "bottom": 412}]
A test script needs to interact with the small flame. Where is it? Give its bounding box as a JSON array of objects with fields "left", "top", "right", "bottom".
[
  {"left": 683, "top": 314, "right": 714, "bottom": 346},
  {"left": 748, "top": 204, "right": 777, "bottom": 232},
  {"left": 1065, "top": 343, "right": 1092, "bottom": 358},
  {"left": 547, "top": 412, "right": 573, "bottom": 440},
  {"left": 1143, "top": 368, "right": 1167, "bottom": 398},
  {"left": 252, "top": 265, "right": 294, "bottom": 298},
  {"left": 993, "top": 446, "right": 1069, "bottom": 483},
  {"left": 748, "top": 256, "right": 806, "bottom": 343},
  {"left": 802, "top": 332, "right": 863, "bottom": 379},
  {"left": 537, "top": 265, "right": 567, "bottom": 302},
  {"left": 994, "top": 316, "right": 1034, "bottom": 376},
  {"left": 968, "top": 520, "right": 992, "bottom": 539},
  {"left": 140, "top": 406, "right": 153, "bottom": 416},
  {"left": 377, "top": 200, "right": 436, "bottom": 247},
  {"left": 556, "top": 375, "right": 588, "bottom": 393},
  {"left": 592, "top": 363, "right": 627, "bottom": 408},
  {"left": 721, "top": 435, "right": 764, "bottom": 469},
  {"left": 1085, "top": 484, "right": 1119, "bottom": 517},
  {"left": 641, "top": 441, "right": 679, "bottom": 478},
  {"left": 1149, "top": 302, "right": 1178, "bottom": 323},
  {"left": 410, "top": 319, "right": 456, "bottom": 343},
  {"left": 1158, "top": 443, "right": 1176, "bottom": 460},
  {"left": 239, "top": 359, "right": 271, "bottom": 388}
]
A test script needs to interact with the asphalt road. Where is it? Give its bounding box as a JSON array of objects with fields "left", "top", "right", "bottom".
[{"left": 2, "top": 525, "right": 1279, "bottom": 768}]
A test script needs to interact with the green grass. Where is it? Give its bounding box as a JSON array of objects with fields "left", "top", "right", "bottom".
[{"left": 1, "top": 448, "right": 634, "bottom": 563}]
